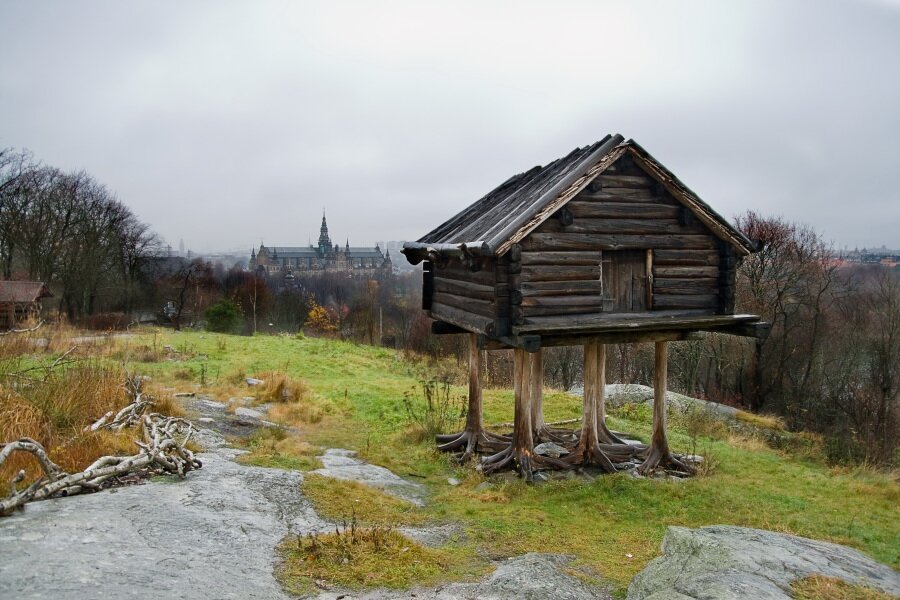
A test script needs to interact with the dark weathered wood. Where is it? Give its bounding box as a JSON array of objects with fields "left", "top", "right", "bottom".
[
  {"left": 422, "top": 262, "right": 434, "bottom": 310},
  {"left": 432, "top": 290, "right": 495, "bottom": 318},
  {"left": 523, "top": 233, "right": 718, "bottom": 252},
  {"left": 638, "top": 341, "right": 694, "bottom": 475},
  {"left": 521, "top": 295, "right": 605, "bottom": 308},
  {"left": 521, "top": 305, "right": 606, "bottom": 318},
  {"left": 539, "top": 218, "right": 706, "bottom": 236},
  {"left": 566, "top": 201, "right": 681, "bottom": 220},
  {"left": 555, "top": 206, "right": 574, "bottom": 226},
  {"left": 521, "top": 264, "right": 602, "bottom": 282},
  {"left": 651, "top": 294, "right": 719, "bottom": 309},
  {"left": 520, "top": 280, "right": 603, "bottom": 295},
  {"left": 514, "top": 311, "right": 758, "bottom": 335},
  {"left": 653, "top": 278, "right": 718, "bottom": 295},
  {"left": 433, "top": 277, "right": 495, "bottom": 301},
  {"left": 601, "top": 250, "right": 647, "bottom": 312},
  {"left": 520, "top": 251, "right": 601, "bottom": 266},
  {"left": 652, "top": 265, "right": 720, "bottom": 279},
  {"left": 434, "top": 264, "right": 497, "bottom": 286},
  {"left": 653, "top": 249, "right": 721, "bottom": 266},
  {"left": 595, "top": 173, "right": 654, "bottom": 188},
  {"left": 430, "top": 302, "right": 495, "bottom": 335},
  {"left": 435, "top": 334, "right": 509, "bottom": 459},
  {"left": 578, "top": 187, "right": 660, "bottom": 200},
  {"left": 431, "top": 320, "right": 467, "bottom": 335}
]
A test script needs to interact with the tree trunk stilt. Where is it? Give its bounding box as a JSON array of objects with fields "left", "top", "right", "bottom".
[
  {"left": 564, "top": 342, "right": 637, "bottom": 470},
  {"left": 436, "top": 334, "right": 508, "bottom": 460},
  {"left": 638, "top": 341, "right": 695, "bottom": 475},
  {"left": 482, "top": 348, "right": 567, "bottom": 481},
  {"left": 592, "top": 343, "right": 631, "bottom": 446},
  {"left": 529, "top": 349, "right": 576, "bottom": 444}
]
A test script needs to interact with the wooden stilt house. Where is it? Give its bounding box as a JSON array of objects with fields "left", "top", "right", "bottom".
[{"left": 402, "top": 134, "right": 767, "bottom": 479}]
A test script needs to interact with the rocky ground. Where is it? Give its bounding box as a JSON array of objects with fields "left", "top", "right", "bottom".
[{"left": 1, "top": 396, "right": 897, "bottom": 599}]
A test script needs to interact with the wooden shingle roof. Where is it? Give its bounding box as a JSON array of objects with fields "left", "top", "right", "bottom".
[
  {"left": 0, "top": 281, "right": 52, "bottom": 303},
  {"left": 404, "top": 135, "right": 756, "bottom": 262}
]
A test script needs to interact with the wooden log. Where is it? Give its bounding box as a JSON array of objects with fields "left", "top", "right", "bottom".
[
  {"left": 646, "top": 249, "right": 654, "bottom": 310},
  {"left": 652, "top": 249, "right": 721, "bottom": 266},
  {"left": 521, "top": 265, "right": 602, "bottom": 282},
  {"left": 651, "top": 294, "right": 719, "bottom": 309},
  {"left": 521, "top": 304, "right": 608, "bottom": 317},
  {"left": 652, "top": 265, "right": 720, "bottom": 278},
  {"left": 435, "top": 334, "right": 510, "bottom": 459},
  {"left": 514, "top": 311, "right": 753, "bottom": 334},
  {"left": 529, "top": 349, "right": 543, "bottom": 432},
  {"left": 431, "top": 321, "right": 467, "bottom": 335},
  {"left": 521, "top": 294, "right": 606, "bottom": 308},
  {"left": 432, "top": 290, "right": 495, "bottom": 318},
  {"left": 539, "top": 218, "right": 706, "bottom": 236},
  {"left": 434, "top": 265, "right": 496, "bottom": 286},
  {"left": 422, "top": 261, "right": 434, "bottom": 310},
  {"left": 653, "top": 278, "right": 719, "bottom": 295},
  {"left": 577, "top": 187, "right": 660, "bottom": 201},
  {"left": 521, "top": 251, "right": 602, "bottom": 266},
  {"left": 521, "top": 280, "right": 603, "bottom": 296},
  {"left": 523, "top": 233, "right": 718, "bottom": 252},
  {"left": 433, "top": 277, "right": 496, "bottom": 301},
  {"left": 429, "top": 302, "right": 495, "bottom": 335},
  {"left": 566, "top": 201, "right": 681, "bottom": 220},
  {"left": 536, "top": 329, "right": 703, "bottom": 347},
  {"left": 637, "top": 341, "right": 694, "bottom": 475},
  {"left": 595, "top": 173, "right": 654, "bottom": 188}
]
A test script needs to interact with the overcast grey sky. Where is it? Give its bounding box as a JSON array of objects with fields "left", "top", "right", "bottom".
[{"left": 1, "top": 0, "right": 898, "bottom": 252}]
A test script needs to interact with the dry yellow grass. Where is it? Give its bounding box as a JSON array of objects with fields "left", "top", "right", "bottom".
[
  {"left": 791, "top": 575, "right": 896, "bottom": 599},
  {"left": 0, "top": 361, "right": 183, "bottom": 484}
]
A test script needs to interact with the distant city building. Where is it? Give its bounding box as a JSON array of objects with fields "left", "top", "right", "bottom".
[{"left": 249, "top": 212, "right": 392, "bottom": 279}]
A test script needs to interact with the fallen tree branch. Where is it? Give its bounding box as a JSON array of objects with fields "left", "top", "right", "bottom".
[
  {"left": 2, "top": 375, "right": 202, "bottom": 517},
  {"left": 0, "top": 320, "right": 44, "bottom": 336},
  {"left": 1, "top": 414, "right": 201, "bottom": 516}
]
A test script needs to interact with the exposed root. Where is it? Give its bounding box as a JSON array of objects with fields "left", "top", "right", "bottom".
[
  {"left": 534, "top": 425, "right": 578, "bottom": 445},
  {"left": 481, "top": 444, "right": 569, "bottom": 482},
  {"left": 637, "top": 446, "right": 696, "bottom": 476},
  {"left": 436, "top": 429, "right": 510, "bottom": 463}
]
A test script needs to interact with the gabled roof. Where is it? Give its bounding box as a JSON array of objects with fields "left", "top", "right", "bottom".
[
  {"left": 0, "top": 281, "right": 52, "bottom": 303},
  {"left": 404, "top": 135, "right": 756, "bottom": 261}
]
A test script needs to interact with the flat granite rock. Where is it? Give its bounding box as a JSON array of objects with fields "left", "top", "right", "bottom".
[
  {"left": 310, "top": 448, "right": 428, "bottom": 506},
  {"left": 627, "top": 525, "right": 900, "bottom": 600}
]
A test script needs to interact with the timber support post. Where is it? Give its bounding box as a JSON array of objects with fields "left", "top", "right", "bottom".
[
  {"left": 436, "top": 333, "right": 508, "bottom": 460},
  {"left": 483, "top": 347, "right": 567, "bottom": 479},
  {"left": 638, "top": 341, "right": 694, "bottom": 475}
]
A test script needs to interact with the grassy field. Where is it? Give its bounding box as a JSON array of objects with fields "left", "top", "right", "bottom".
[{"left": 3, "top": 327, "right": 898, "bottom": 597}]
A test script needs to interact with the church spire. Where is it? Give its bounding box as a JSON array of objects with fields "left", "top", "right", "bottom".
[{"left": 317, "top": 210, "right": 332, "bottom": 251}]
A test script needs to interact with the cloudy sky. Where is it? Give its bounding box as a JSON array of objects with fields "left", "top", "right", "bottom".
[{"left": 1, "top": 0, "right": 898, "bottom": 253}]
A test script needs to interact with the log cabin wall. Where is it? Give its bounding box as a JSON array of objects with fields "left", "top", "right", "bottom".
[
  {"left": 515, "top": 154, "right": 730, "bottom": 324},
  {"left": 428, "top": 257, "right": 511, "bottom": 336}
]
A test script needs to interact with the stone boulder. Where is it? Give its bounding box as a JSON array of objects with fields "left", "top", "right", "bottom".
[{"left": 627, "top": 525, "right": 900, "bottom": 599}]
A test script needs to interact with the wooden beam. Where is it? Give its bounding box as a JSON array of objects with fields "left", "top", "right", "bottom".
[{"left": 431, "top": 320, "right": 467, "bottom": 335}]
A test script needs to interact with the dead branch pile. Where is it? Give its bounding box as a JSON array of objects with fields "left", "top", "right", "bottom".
[{"left": 0, "top": 377, "right": 201, "bottom": 517}]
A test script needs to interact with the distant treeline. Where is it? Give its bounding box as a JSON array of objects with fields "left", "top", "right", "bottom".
[{"left": 0, "top": 148, "right": 157, "bottom": 320}]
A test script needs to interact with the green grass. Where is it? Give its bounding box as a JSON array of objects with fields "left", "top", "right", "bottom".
[{"left": 114, "top": 329, "right": 900, "bottom": 596}]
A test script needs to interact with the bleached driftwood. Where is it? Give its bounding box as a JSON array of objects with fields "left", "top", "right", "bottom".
[
  {"left": 1, "top": 414, "right": 201, "bottom": 516},
  {"left": 2, "top": 375, "right": 201, "bottom": 517},
  {"left": 84, "top": 376, "right": 153, "bottom": 432}
]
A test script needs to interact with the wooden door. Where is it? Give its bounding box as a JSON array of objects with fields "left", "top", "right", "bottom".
[{"left": 601, "top": 250, "right": 648, "bottom": 312}]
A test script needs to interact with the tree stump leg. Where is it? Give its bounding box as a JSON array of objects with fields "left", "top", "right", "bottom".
[
  {"left": 482, "top": 348, "right": 567, "bottom": 481},
  {"left": 638, "top": 341, "right": 695, "bottom": 475},
  {"left": 436, "top": 334, "right": 508, "bottom": 461},
  {"left": 525, "top": 348, "right": 577, "bottom": 444},
  {"left": 564, "top": 342, "right": 638, "bottom": 471}
]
